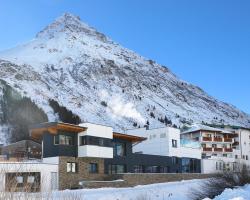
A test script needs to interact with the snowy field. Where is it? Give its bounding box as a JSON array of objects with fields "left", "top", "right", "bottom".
[
  {"left": 51, "top": 179, "right": 203, "bottom": 200},
  {"left": 50, "top": 181, "right": 250, "bottom": 200},
  {"left": 1, "top": 180, "right": 249, "bottom": 199}
]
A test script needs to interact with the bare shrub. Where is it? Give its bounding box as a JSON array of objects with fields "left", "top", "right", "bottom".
[{"left": 190, "top": 164, "right": 250, "bottom": 200}]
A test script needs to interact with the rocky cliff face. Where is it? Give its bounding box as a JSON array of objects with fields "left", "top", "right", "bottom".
[{"left": 0, "top": 13, "right": 249, "bottom": 140}]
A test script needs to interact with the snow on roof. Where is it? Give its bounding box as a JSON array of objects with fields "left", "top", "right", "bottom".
[{"left": 181, "top": 124, "right": 233, "bottom": 134}]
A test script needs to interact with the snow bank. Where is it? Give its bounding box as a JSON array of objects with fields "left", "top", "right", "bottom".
[
  {"left": 52, "top": 179, "right": 204, "bottom": 200},
  {"left": 211, "top": 185, "right": 250, "bottom": 200}
]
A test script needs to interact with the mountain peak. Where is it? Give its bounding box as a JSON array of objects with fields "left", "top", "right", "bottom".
[{"left": 36, "top": 13, "right": 105, "bottom": 40}]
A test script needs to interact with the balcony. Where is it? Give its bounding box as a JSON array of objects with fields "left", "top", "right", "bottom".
[
  {"left": 213, "top": 147, "right": 223, "bottom": 152},
  {"left": 202, "top": 137, "right": 212, "bottom": 142},
  {"left": 224, "top": 138, "right": 233, "bottom": 143},
  {"left": 203, "top": 147, "right": 213, "bottom": 152},
  {"left": 213, "top": 137, "right": 222, "bottom": 142},
  {"left": 224, "top": 148, "right": 233, "bottom": 152}
]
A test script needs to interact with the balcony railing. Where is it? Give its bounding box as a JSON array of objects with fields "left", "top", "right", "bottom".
[
  {"left": 224, "top": 148, "right": 233, "bottom": 152},
  {"left": 213, "top": 147, "right": 223, "bottom": 152},
  {"left": 203, "top": 147, "right": 213, "bottom": 151},
  {"left": 213, "top": 137, "right": 222, "bottom": 142},
  {"left": 203, "top": 137, "right": 212, "bottom": 142},
  {"left": 224, "top": 138, "right": 233, "bottom": 143}
]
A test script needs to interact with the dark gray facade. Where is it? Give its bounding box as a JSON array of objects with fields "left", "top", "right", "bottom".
[
  {"left": 104, "top": 138, "right": 201, "bottom": 174},
  {"left": 42, "top": 132, "right": 201, "bottom": 174},
  {"left": 42, "top": 131, "right": 78, "bottom": 157}
]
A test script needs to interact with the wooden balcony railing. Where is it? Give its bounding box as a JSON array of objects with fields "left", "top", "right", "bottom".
[
  {"left": 213, "top": 137, "right": 222, "bottom": 142},
  {"left": 214, "top": 147, "right": 223, "bottom": 152},
  {"left": 224, "top": 148, "right": 233, "bottom": 152},
  {"left": 203, "top": 137, "right": 212, "bottom": 142},
  {"left": 224, "top": 138, "right": 233, "bottom": 143},
  {"left": 203, "top": 147, "right": 213, "bottom": 151}
]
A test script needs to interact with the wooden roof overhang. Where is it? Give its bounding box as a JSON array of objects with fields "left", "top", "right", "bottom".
[
  {"left": 113, "top": 132, "right": 146, "bottom": 143},
  {"left": 29, "top": 122, "right": 86, "bottom": 141}
]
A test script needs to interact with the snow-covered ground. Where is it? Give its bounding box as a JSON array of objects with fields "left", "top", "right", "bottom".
[
  {"left": 210, "top": 184, "right": 250, "bottom": 200},
  {"left": 51, "top": 179, "right": 203, "bottom": 200},
  {"left": 1, "top": 180, "right": 249, "bottom": 200}
]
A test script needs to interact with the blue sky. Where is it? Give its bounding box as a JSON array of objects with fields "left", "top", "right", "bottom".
[{"left": 0, "top": 0, "right": 250, "bottom": 114}]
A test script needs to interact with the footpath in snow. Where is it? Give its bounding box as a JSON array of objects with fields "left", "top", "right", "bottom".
[{"left": 52, "top": 179, "right": 204, "bottom": 200}]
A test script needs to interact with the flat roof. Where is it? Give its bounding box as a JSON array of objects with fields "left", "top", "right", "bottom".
[
  {"left": 113, "top": 132, "right": 146, "bottom": 143},
  {"left": 29, "top": 122, "right": 87, "bottom": 140},
  {"left": 181, "top": 124, "right": 234, "bottom": 134}
]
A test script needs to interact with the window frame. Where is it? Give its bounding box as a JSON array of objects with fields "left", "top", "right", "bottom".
[
  {"left": 89, "top": 163, "right": 98, "bottom": 174},
  {"left": 172, "top": 139, "right": 178, "bottom": 148},
  {"left": 54, "top": 135, "right": 74, "bottom": 146},
  {"left": 66, "top": 162, "right": 77, "bottom": 173}
]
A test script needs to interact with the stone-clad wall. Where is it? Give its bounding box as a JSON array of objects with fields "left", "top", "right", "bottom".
[
  {"left": 113, "top": 173, "right": 213, "bottom": 186},
  {"left": 82, "top": 173, "right": 214, "bottom": 188},
  {"left": 58, "top": 157, "right": 107, "bottom": 190}
]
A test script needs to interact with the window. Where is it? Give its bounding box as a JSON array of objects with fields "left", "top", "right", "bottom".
[
  {"left": 27, "top": 176, "right": 35, "bottom": 183},
  {"left": 114, "top": 142, "right": 126, "bottom": 157},
  {"left": 89, "top": 163, "right": 98, "bottom": 173},
  {"left": 172, "top": 157, "right": 179, "bottom": 164},
  {"left": 67, "top": 162, "right": 77, "bottom": 173},
  {"left": 172, "top": 139, "right": 177, "bottom": 148},
  {"left": 159, "top": 166, "right": 169, "bottom": 173},
  {"left": 235, "top": 155, "right": 238, "bottom": 159},
  {"left": 133, "top": 165, "right": 144, "bottom": 173},
  {"left": 54, "top": 135, "right": 74, "bottom": 145},
  {"left": 145, "top": 166, "right": 159, "bottom": 173},
  {"left": 246, "top": 155, "right": 249, "bottom": 160},
  {"left": 16, "top": 176, "right": 23, "bottom": 183},
  {"left": 108, "top": 164, "right": 126, "bottom": 174},
  {"left": 80, "top": 136, "right": 112, "bottom": 147}
]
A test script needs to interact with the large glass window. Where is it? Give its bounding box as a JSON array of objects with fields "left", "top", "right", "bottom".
[
  {"left": 108, "top": 164, "right": 126, "bottom": 174},
  {"left": 133, "top": 165, "right": 144, "bottom": 173},
  {"left": 54, "top": 135, "right": 74, "bottom": 145},
  {"left": 89, "top": 163, "right": 98, "bottom": 173},
  {"left": 145, "top": 166, "right": 159, "bottom": 173},
  {"left": 80, "top": 136, "right": 112, "bottom": 147},
  {"left": 114, "top": 142, "right": 126, "bottom": 157}
]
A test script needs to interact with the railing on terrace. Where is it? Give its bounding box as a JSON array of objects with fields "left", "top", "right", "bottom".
[
  {"left": 224, "top": 148, "right": 233, "bottom": 152},
  {"left": 203, "top": 147, "right": 212, "bottom": 151},
  {"left": 202, "top": 137, "right": 212, "bottom": 142},
  {"left": 213, "top": 147, "right": 223, "bottom": 152}
]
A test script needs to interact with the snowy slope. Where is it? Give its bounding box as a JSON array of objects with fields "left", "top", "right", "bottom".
[{"left": 0, "top": 13, "right": 250, "bottom": 132}]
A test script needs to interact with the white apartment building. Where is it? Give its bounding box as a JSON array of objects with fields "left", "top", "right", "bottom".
[
  {"left": 126, "top": 127, "right": 201, "bottom": 159},
  {"left": 213, "top": 126, "right": 250, "bottom": 167},
  {"left": 181, "top": 124, "right": 239, "bottom": 173}
]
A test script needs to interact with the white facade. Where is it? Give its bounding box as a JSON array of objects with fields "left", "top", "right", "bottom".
[
  {"left": 77, "top": 123, "right": 113, "bottom": 158},
  {"left": 201, "top": 157, "right": 238, "bottom": 174},
  {"left": 127, "top": 127, "right": 201, "bottom": 159},
  {"left": 228, "top": 128, "right": 250, "bottom": 167},
  {"left": 181, "top": 124, "right": 250, "bottom": 174},
  {"left": 0, "top": 161, "right": 58, "bottom": 192}
]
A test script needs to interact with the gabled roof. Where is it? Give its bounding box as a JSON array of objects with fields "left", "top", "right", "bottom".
[{"left": 181, "top": 124, "right": 233, "bottom": 134}]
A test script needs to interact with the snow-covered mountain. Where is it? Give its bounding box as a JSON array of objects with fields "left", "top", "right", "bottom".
[{"left": 0, "top": 13, "right": 250, "bottom": 135}]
